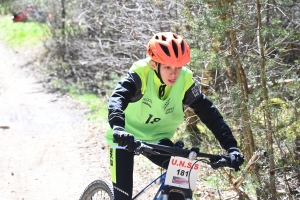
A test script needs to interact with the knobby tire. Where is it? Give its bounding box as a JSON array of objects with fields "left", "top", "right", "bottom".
[{"left": 79, "top": 179, "right": 114, "bottom": 200}]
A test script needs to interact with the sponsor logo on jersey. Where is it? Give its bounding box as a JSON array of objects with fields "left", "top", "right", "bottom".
[{"left": 142, "top": 97, "right": 152, "bottom": 108}]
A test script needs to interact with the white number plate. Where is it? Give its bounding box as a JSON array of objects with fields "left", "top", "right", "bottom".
[{"left": 165, "top": 156, "right": 201, "bottom": 190}]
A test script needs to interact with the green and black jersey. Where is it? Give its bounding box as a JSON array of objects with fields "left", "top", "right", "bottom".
[{"left": 106, "top": 58, "right": 237, "bottom": 150}]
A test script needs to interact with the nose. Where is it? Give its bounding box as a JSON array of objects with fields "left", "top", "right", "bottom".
[{"left": 171, "top": 68, "right": 180, "bottom": 76}]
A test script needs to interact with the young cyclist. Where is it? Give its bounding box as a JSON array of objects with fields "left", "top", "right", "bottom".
[{"left": 106, "top": 32, "right": 244, "bottom": 200}]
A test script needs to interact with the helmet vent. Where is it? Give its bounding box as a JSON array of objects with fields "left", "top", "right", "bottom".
[
  {"left": 161, "top": 35, "right": 167, "bottom": 41},
  {"left": 159, "top": 44, "right": 170, "bottom": 57},
  {"left": 181, "top": 41, "right": 185, "bottom": 55},
  {"left": 172, "top": 40, "right": 178, "bottom": 58},
  {"left": 173, "top": 34, "right": 178, "bottom": 39}
]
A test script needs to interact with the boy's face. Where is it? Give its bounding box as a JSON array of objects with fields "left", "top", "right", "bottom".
[{"left": 150, "top": 61, "right": 182, "bottom": 86}]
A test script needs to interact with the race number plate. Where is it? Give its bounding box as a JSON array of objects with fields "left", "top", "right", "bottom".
[{"left": 165, "top": 156, "right": 201, "bottom": 190}]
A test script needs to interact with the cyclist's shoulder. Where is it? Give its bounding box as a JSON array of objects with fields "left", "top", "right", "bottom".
[
  {"left": 130, "top": 58, "right": 151, "bottom": 77},
  {"left": 181, "top": 67, "right": 194, "bottom": 90},
  {"left": 128, "top": 58, "right": 151, "bottom": 94}
]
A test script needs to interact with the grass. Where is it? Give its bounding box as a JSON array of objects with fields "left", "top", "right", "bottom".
[
  {"left": 0, "top": 13, "right": 108, "bottom": 127},
  {"left": 0, "top": 15, "right": 50, "bottom": 47},
  {"left": 74, "top": 93, "right": 109, "bottom": 128}
]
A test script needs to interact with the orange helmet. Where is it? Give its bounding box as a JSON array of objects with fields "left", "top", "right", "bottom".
[{"left": 147, "top": 32, "right": 190, "bottom": 67}]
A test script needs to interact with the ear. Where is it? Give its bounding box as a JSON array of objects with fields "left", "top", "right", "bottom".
[{"left": 149, "top": 60, "right": 157, "bottom": 70}]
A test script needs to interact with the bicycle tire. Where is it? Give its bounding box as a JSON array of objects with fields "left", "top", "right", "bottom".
[{"left": 79, "top": 179, "right": 114, "bottom": 200}]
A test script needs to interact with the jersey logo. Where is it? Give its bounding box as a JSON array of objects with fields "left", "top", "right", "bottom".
[
  {"left": 165, "top": 107, "right": 174, "bottom": 114},
  {"left": 191, "top": 85, "right": 200, "bottom": 97},
  {"left": 142, "top": 98, "right": 152, "bottom": 108},
  {"left": 164, "top": 98, "right": 174, "bottom": 114},
  {"left": 164, "top": 98, "right": 170, "bottom": 110}
]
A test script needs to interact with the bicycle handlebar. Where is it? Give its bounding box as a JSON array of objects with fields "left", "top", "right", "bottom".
[{"left": 128, "top": 140, "right": 233, "bottom": 169}]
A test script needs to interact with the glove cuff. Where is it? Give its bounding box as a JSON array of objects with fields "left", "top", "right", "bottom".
[
  {"left": 113, "top": 126, "right": 125, "bottom": 131},
  {"left": 227, "top": 147, "right": 240, "bottom": 153}
]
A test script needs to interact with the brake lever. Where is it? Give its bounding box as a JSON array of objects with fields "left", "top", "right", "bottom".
[
  {"left": 210, "top": 156, "right": 232, "bottom": 169},
  {"left": 136, "top": 143, "right": 160, "bottom": 156}
]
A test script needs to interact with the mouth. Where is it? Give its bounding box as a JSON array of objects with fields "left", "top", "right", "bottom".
[{"left": 168, "top": 79, "right": 176, "bottom": 84}]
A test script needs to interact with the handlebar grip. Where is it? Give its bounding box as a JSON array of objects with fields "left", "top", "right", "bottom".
[
  {"left": 122, "top": 140, "right": 142, "bottom": 152},
  {"left": 210, "top": 156, "right": 232, "bottom": 169}
]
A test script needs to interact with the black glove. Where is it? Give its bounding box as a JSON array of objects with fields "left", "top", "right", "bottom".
[
  {"left": 112, "top": 126, "right": 137, "bottom": 152},
  {"left": 226, "top": 148, "right": 244, "bottom": 172},
  {"left": 190, "top": 147, "right": 199, "bottom": 153}
]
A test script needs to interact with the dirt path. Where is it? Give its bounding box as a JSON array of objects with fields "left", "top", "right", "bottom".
[
  {"left": 0, "top": 41, "right": 156, "bottom": 200},
  {"left": 0, "top": 40, "right": 171, "bottom": 200},
  {"left": 0, "top": 41, "right": 110, "bottom": 200}
]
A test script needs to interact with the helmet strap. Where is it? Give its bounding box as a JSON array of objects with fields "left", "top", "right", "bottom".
[{"left": 154, "top": 62, "right": 166, "bottom": 99}]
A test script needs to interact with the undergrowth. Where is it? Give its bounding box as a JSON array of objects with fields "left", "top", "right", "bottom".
[{"left": 0, "top": 15, "right": 50, "bottom": 47}]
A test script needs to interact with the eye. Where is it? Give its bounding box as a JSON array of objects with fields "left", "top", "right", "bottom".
[{"left": 164, "top": 66, "right": 171, "bottom": 70}]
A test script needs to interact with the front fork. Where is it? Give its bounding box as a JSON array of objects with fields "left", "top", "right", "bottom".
[{"left": 156, "top": 185, "right": 192, "bottom": 200}]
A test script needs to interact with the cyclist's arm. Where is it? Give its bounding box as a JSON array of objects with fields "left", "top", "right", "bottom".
[
  {"left": 108, "top": 70, "right": 143, "bottom": 129},
  {"left": 183, "top": 83, "right": 238, "bottom": 150}
]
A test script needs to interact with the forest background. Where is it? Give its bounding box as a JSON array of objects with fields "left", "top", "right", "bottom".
[{"left": 0, "top": 0, "right": 299, "bottom": 199}]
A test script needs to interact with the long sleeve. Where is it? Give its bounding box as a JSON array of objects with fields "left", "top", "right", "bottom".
[
  {"left": 183, "top": 83, "right": 238, "bottom": 150},
  {"left": 108, "top": 71, "right": 143, "bottom": 129}
]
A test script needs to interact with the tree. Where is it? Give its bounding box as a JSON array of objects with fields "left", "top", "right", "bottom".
[
  {"left": 179, "top": 0, "right": 299, "bottom": 198},
  {"left": 39, "top": 0, "right": 300, "bottom": 198}
]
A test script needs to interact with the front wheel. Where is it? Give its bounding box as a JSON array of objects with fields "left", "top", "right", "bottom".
[{"left": 79, "top": 179, "right": 114, "bottom": 200}]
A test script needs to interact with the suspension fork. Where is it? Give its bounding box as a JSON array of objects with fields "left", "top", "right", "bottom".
[{"left": 159, "top": 185, "right": 193, "bottom": 200}]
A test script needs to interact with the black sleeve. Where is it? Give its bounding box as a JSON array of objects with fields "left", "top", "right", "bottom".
[
  {"left": 108, "top": 71, "right": 143, "bottom": 129},
  {"left": 183, "top": 83, "right": 238, "bottom": 150}
]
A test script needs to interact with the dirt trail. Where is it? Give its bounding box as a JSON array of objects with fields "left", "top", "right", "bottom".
[
  {"left": 0, "top": 41, "right": 110, "bottom": 200},
  {"left": 0, "top": 40, "right": 163, "bottom": 200}
]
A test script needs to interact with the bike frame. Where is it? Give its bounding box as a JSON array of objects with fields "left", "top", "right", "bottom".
[
  {"left": 132, "top": 172, "right": 192, "bottom": 200},
  {"left": 132, "top": 172, "right": 166, "bottom": 200},
  {"left": 110, "top": 143, "right": 230, "bottom": 200}
]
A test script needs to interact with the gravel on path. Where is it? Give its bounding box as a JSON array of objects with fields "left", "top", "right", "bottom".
[{"left": 0, "top": 41, "right": 110, "bottom": 200}]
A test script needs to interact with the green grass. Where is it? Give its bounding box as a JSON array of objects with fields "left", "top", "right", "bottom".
[
  {"left": 50, "top": 82, "right": 109, "bottom": 126},
  {"left": 74, "top": 93, "right": 109, "bottom": 127},
  {"left": 0, "top": 15, "right": 50, "bottom": 47}
]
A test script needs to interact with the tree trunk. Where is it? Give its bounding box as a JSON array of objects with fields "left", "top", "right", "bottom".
[
  {"left": 61, "top": 0, "right": 66, "bottom": 61},
  {"left": 227, "top": 28, "right": 255, "bottom": 161},
  {"left": 256, "top": 0, "right": 276, "bottom": 198},
  {"left": 223, "top": 1, "right": 255, "bottom": 161},
  {"left": 61, "top": 0, "right": 65, "bottom": 38}
]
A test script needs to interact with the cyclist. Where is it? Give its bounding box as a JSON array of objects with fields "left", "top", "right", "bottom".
[{"left": 105, "top": 32, "right": 244, "bottom": 200}]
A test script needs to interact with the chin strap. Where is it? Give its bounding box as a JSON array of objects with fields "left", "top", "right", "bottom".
[{"left": 153, "top": 62, "right": 166, "bottom": 99}]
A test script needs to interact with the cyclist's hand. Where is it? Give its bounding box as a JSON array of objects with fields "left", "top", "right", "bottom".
[
  {"left": 226, "top": 148, "right": 244, "bottom": 172},
  {"left": 112, "top": 126, "right": 137, "bottom": 152},
  {"left": 190, "top": 147, "right": 199, "bottom": 153}
]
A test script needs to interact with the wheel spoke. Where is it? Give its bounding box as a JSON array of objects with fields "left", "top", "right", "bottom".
[
  {"left": 91, "top": 189, "right": 111, "bottom": 200},
  {"left": 79, "top": 179, "right": 114, "bottom": 200}
]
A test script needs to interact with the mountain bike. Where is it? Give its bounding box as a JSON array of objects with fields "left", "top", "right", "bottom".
[{"left": 79, "top": 140, "right": 234, "bottom": 200}]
